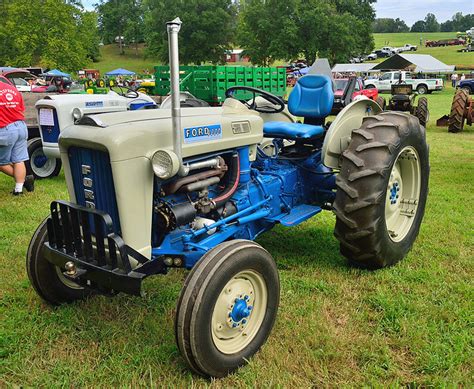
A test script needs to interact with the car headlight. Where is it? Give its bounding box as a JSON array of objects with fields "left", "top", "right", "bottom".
[
  {"left": 152, "top": 149, "right": 179, "bottom": 179},
  {"left": 72, "top": 108, "right": 83, "bottom": 121}
]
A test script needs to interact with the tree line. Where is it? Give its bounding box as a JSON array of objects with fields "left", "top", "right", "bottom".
[
  {"left": 96, "top": 0, "right": 376, "bottom": 66},
  {"left": 374, "top": 12, "right": 474, "bottom": 33}
]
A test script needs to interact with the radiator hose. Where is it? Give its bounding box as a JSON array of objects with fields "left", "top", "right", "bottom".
[{"left": 212, "top": 153, "right": 240, "bottom": 209}]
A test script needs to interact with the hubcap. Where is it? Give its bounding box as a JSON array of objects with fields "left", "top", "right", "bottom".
[
  {"left": 211, "top": 270, "right": 267, "bottom": 354},
  {"left": 385, "top": 146, "right": 421, "bottom": 242},
  {"left": 31, "top": 148, "right": 57, "bottom": 177}
]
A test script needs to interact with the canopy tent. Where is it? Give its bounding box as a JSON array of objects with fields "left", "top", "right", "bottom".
[
  {"left": 372, "top": 54, "right": 455, "bottom": 73},
  {"left": 105, "top": 68, "right": 136, "bottom": 76},
  {"left": 332, "top": 63, "right": 376, "bottom": 73},
  {"left": 42, "top": 69, "right": 71, "bottom": 77}
]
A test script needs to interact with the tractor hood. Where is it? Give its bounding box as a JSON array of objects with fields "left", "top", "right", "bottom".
[{"left": 58, "top": 101, "right": 264, "bottom": 162}]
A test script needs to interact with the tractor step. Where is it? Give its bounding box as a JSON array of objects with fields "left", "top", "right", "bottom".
[{"left": 277, "top": 204, "right": 322, "bottom": 227}]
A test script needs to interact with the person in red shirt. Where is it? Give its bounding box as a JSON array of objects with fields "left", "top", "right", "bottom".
[{"left": 0, "top": 75, "right": 34, "bottom": 195}]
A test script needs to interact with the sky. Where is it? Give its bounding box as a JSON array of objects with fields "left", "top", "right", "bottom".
[{"left": 81, "top": 0, "right": 474, "bottom": 27}]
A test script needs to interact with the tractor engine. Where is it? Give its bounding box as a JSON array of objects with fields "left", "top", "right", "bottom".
[{"left": 56, "top": 98, "right": 335, "bottom": 272}]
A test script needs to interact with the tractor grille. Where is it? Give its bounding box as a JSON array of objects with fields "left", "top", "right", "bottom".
[
  {"left": 47, "top": 200, "right": 131, "bottom": 273},
  {"left": 39, "top": 108, "right": 60, "bottom": 143},
  {"left": 68, "top": 147, "right": 121, "bottom": 233}
]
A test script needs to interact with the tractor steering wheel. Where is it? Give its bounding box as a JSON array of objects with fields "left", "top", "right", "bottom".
[{"left": 225, "top": 86, "right": 285, "bottom": 114}]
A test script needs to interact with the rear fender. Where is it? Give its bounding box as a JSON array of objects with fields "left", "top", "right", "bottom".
[{"left": 322, "top": 97, "right": 382, "bottom": 169}]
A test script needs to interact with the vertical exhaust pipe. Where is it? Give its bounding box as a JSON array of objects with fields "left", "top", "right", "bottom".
[{"left": 166, "top": 17, "right": 184, "bottom": 174}]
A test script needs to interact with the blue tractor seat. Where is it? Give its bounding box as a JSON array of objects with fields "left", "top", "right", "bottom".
[{"left": 263, "top": 74, "right": 334, "bottom": 140}]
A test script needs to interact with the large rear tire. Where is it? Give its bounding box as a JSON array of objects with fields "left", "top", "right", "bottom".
[
  {"left": 415, "top": 97, "right": 429, "bottom": 127},
  {"left": 26, "top": 218, "right": 91, "bottom": 305},
  {"left": 448, "top": 89, "right": 468, "bottom": 133},
  {"left": 175, "top": 240, "right": 279, "bottom": 377},
  {"left": 333, "top": 112, "right": 429, "bottom": 269}
]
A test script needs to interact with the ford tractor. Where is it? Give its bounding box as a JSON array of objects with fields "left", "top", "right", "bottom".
[{"left": 26, "top": 19, "right": 430, "bottom": 377}]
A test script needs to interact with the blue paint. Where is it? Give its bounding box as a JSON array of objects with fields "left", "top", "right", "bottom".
[
  {"left": 40, "top": 109, "right": 60, "bottom": 143},
  {"left": 230, "top": 298, "right": 252, "bottom": 323},
  {"left": 34, "top": 154, "right": 48, "bottom": 168},
  {"left": 68, "top": 147, "right": 121, "bottom": 233}
]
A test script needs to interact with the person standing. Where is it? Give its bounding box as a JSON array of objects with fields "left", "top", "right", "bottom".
[
  {"left": 451, "top": 73, "right": 458, "bottom": 88},
  {"left": 0, "top": 75, "right": 34, "bottom": 195}
]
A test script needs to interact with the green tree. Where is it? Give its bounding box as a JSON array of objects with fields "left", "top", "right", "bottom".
[
  {"left": 238, "top": 0, "right": 375, "bottom": 66},
  {"left": 143, "top": 0, "right": 237, "bottom": 65},
  {"left": 411, "top": 20, "right": 426, "bottom": 32},
  {"left": 424, "top": 13, "right": 440, "bottom": 32},
  {"left": 373, "top": 18, "right": 409, "bottom": 33},
  {"left": 97, "top": 0, "right": 132, "bottom": 54},
  {"left": 0, "top": 0, "right": 99, "bottom": 72}
]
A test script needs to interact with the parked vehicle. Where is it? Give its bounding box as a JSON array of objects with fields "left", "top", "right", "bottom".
[
  {"left": 373, "top": 49, "right": 390, "bottom": 58},
  {"left": 26, "top": 18, "right": 430, "bottom": 378},
  {"left": 381, "top": 46, "right": 397, "bottom": 55},
  {"left": 425, "top": 38, "right": 465, "bottom": 47},
  {"left": 458, "top": 78, "right": 474, "bottom": 94},
  {"left": 11, "top": 77, "right": 32, "bottom": 92},
  {"left": 386, "top": 83, "right": 429, "bottom": 127},
  {"left": 332, "top": 77, "right": 379, "bottom": 113},
  {"left": 367, "top": 52, "right": 378, "bottom": 60},
  {"left": 458, "top": 44, "right": 474, "bottom": 52},
  {"left": 397, "top": 44, "right": 417, "bottom": 52},
  {"left": 364, "top": 71, "right": 443, "bottom": 94}
]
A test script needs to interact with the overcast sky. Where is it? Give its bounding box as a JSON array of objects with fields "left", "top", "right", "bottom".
[{"left": 81, "top": 0, "right": 474, "bottom": 27}]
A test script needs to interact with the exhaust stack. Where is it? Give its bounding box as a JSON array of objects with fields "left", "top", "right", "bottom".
[{"left": 166, "top": 17, "right": 184, "bottom": 174}]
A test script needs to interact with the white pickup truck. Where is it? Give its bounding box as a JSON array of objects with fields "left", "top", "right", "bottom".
[
  {"left": 397, "top": 44, "right": 418, "bottom": 52},
  {"left": 364, "top": 71, "right": 443, "bottom": 94}
]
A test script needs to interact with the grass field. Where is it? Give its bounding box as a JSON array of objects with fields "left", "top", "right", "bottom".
[
  {"left": 93, "top": 32, "right": 474, "bottom": 75},
  {"left": 1, "top": 87, "right": 473, "bottom": 386},
  {"left": 373, "top": 32, "right": 474, "bottom": 69}
]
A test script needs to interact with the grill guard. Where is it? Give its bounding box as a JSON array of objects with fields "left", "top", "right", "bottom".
[{"left": 44, "top": 201, "right": 166, "bottom": 296}]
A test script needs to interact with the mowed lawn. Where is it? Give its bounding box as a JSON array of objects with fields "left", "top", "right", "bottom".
[{"left": 0, "top": 87, "right": 473, "bottom": 386}]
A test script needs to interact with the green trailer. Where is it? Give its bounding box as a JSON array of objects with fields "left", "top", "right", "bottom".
[{"left": 154, "top": 65, "right": 287, "bottom": 104}]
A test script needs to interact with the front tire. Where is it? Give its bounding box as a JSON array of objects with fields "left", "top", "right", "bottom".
[
  {"left": 175, "top": 240, "right": 280, "bottom": 377},
  {"left": 26, "top": 138, "right": 62, "bottom": 179},
  {"left": 376, "top": 96, "right": 386, "bottom": 110},
  {"left": 333, "top": 112, "right": 429, "bottom": 269},
  {"left": 26, "top": 218, "right": 91, "bottom": 305}
]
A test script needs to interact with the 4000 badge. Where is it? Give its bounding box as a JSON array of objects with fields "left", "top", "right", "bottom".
[{"left": 184, "top": 125, "right": 222, "bottom": 143}]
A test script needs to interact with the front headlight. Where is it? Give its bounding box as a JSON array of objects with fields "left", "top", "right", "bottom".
[
  {"left": 152, "top": 149, "right": 179, "bottom": 179},
  {"left": 72, "top": 108, "right": 83, "bottom": 121}
]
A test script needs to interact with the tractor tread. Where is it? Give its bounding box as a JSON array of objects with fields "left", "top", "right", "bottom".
[
  {"left": 333, "top": 111, "right": 429, "bottom": 270},
  {"left": 348, "top": 169, "right": 380, "bottom": 182},
  {"left": 448, "top": 89, "right": 468, "bottom": 133},
  {"left": 335, "top": 177, "right": 359, "bottom": 199},
  {"left": 352, "top": 129, "right": 374, "bottom": 140},
  {"left": 342, "top": 150, "right": 365, "bottom": 167}
]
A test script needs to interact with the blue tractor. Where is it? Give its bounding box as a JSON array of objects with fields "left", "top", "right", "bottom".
[{"left": 26, "top": 19, "right": 430, "bottom": 377}]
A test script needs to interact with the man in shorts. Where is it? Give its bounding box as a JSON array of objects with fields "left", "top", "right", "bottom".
[{"left": 0, "top": 75, "right": 34, "bottom": 195}]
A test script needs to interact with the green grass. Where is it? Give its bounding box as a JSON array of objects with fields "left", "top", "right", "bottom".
[
  {"left": 1, "top": 87, "right": 473, "bottom": 386},
  {"left": 373, "top": 32, "right": 474, "bottom": 69},
  {"left": 93, "top": 43, "right": 159, "bottom": 75}
]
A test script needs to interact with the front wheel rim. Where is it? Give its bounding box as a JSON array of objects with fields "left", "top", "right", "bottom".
[
  {"left": 30, "top": 148, "right": 57, "bottom": 177},
  {"left": 211, "top": 270, "right": 267, "bottom": 354},
  {"left": 385, "top": 146, "right": 421, "bottom": 242}
]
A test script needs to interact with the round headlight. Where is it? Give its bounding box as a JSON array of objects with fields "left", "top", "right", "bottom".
[
  {"left": 152, "top": 149, "right": 179, "bottom": 179},
  {"left": 72, "top": 108, "right": 83, "bottom": 121}
]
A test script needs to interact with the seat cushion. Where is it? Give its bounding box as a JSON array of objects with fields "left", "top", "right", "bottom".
[
  {"left": 263, "top": 121, "right": 324, "bottom": 140},
  {"left": 288, "top": 75, "right": 334, "bottom": 119}
]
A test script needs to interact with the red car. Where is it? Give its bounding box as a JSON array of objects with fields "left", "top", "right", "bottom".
[
  {"left": 332, "top": 77, "right": 379, "bottom": 114},
  {"left": 334, "top": 78, "right": 378, "bottom": 101}
]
